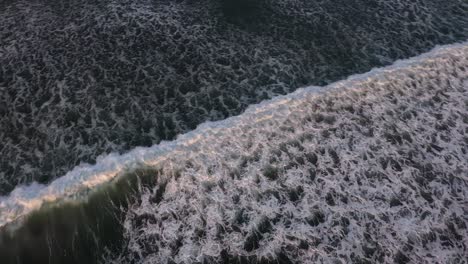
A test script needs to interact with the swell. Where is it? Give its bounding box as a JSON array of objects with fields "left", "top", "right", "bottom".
[{"left": 0, "top": 41, "right": 467, "bottom": 263}]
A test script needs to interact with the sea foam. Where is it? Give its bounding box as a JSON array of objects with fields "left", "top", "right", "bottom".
[
  {"left": 109, "top": 41, "right": 468, "bottom": 263},
  {"left": 1, "top": 41, "right": 467, "bottom": 233}
]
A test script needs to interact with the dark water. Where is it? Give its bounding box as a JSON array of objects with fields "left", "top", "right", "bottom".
[
  {"left": 0, "top": 168, "right": 159, "bottom": 264},
  {"left": 1, "top": 0, "right": 467, "bottom": 194}
]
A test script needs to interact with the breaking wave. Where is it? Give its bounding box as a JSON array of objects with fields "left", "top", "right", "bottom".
[
  {"left": 1, "top": 41, "right": 467, "bottom": 263},
  {"left": 110, "top": 42, "right": 468, "bottom": 263},
  {"left": 2, "top": 0, "right": 467, "bottom": 194}
]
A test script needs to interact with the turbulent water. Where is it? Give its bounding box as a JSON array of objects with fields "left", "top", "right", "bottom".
[
  {"left": 103, "top": 43, "right": 468, "bottom": 264},
  {"left": 1, "top": 0, "right": 468, "bottom": 263},
  {"left": 1, "top": 41, "right": 467, "bottom": 263},
  {"left": 1, "top": 0, "right": 467, "bottom": 194}
]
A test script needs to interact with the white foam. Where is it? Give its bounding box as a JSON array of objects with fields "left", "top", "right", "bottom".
[{"left": 1, "top": 40, "right": 467, "bottom": 228}]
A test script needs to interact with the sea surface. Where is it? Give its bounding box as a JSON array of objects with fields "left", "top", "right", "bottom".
[
  {"left": 0, "top": 0, "right": 467, "bottom": 263},
  {"left": 1, "top": 0, "right": 467, "bottom": 193}
]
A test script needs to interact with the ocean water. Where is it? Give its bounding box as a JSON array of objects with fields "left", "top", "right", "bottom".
[
  {"left": 1, "top": 0, "right": 468, "bottom": 263},
  {"left": 103, "top": 43, "right": 468, "bottom": 263},
  {"left": 1, "top": 0, "right": 467, "bottom": 194},
  {"left": 1, "top": 41, "right": 467, "bottom": 263}
]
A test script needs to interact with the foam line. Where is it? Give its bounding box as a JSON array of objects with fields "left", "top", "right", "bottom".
[{"left": 1, "top": 40, "right": 467, "bottom": 228}]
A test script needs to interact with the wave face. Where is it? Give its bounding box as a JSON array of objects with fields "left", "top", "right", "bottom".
[
  {"left": 1, "top": 42, "right": 466, "bottom": 263},
  {"left": 1, "top": 0, "right": 467, "bottom": 194}
]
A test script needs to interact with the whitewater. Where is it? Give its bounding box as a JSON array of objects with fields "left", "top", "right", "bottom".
[
  {"left": 109, "top": 41, "right": 468, "bottom": 263},
  {"left": 1, "top": 40, "right": 467, "bottom": 226},
  {"left": 2, "top": 0, "right": 467, "bottom": 195},
  {"left": 0, "top": 42, "right": 468, "bottom": 263}
]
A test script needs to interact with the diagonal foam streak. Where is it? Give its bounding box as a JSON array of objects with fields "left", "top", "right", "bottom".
[{"left": 0, "top": 40, "right": 467, "bottom": 230}]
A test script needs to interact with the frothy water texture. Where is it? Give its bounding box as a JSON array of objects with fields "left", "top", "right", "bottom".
[
  {"left": 0, "top": 41, "right": 467, "bottom": 263},
  {"left": 1, "top": 0, "right": 467, "bottom": 194},
  {"left": 1, "top": 0, "right": 468, "bottom": 263},
  {"left": 107, "top": 42, "right": 468, "bottom": 263}
]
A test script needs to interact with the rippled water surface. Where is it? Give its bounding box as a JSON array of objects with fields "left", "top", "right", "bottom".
[
  {"left": 1, "top": 0, "right": 467, "bottom": 193},
  {"left": 0, "top": 0, "right": 467, "bottom": 263}
]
